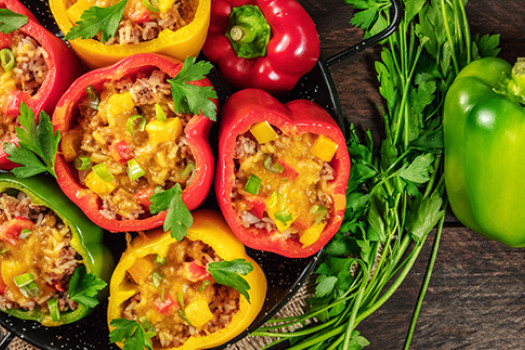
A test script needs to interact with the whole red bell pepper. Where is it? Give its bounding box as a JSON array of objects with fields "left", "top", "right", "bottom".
[
  {"left": 216, "top": 89, "right": 350, "bottom": 258},
  {"left": 202, "top": 0, "right": 320, "bottom": 94},
  {"left": 53, "top": 53, "right": 215, "bottom": 233},
  {"left": 0, "top": 0, "right": 84, "bottom": 170}
]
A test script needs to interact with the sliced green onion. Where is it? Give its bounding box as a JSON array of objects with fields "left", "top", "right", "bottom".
[
  {"left": 47, "top": 298, "right": 60, "bottom": 322},
  {"left": 85, "top": 85, "right": 100, "bottom": 111},
  {"left": 127, "top": 159, "right": 146, "bottom": 181},
  {"left": 143, "top": 0, "right": 160, "bottom": 12},
  {"left": 154, "top": 185, "right": 164, "bottom": 193},
  {"left": 14, "top": 272, "right": 34, "bottom": 288},
  {"left": 244, "top": 174, "right": 261, "bottom": 195},
  {"left": 139, "top": 316, "right": 157, "bottom": 338},
  {"left": 150, "top": 271, "right": 164, "bottom": 288},
  {"left": 181, "top": 161, "right": 195, "bottom": 185},
  {"left": 177, "top": 291, "right": 185, "bottom": 309},
  {"left": 153, "top": 254, "right": 166, "bottom": 266},
  {"left": 178, "top": 309, "right": 192, "bottom": 325},
  {"left": 92, "top": 163, "right": 114, "bottom": 182},
  {"left": 21, "top": 282, "right": 40, "bottom": 297},
  {"left": 155, "top": 103, "right": 167, "bottom": 121},
  {"left": 127, "top": 115, "right": 146, "bottom": 135},
  {"left": 310, "top": 205, "right": 327, "bottom": 224},
  {"left": 74, "top": 156, "right": 91, "bottom": 170},
  {"left": 263, "top": 156, "right": 284, "bottom": 174},
  {"left": 0, "top": 48, "right": 14, "bottom": 72},
  {"left": 0, "top": 248, "right": 8, "bottom": 255},
  {"left": 198, "top": 279, "right": 210, "bottom": 293},
  {"left": 275, "top": 209, "right": 293, "bottom": 224},
  {"left": 19, "top": 228, "right": 32, "bottom": 239}
]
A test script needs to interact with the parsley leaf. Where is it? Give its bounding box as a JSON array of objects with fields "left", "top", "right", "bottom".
[
  {"left": 68, "top": 265, "right": 107, "bottom": 308},
  {"left": 207, "top": 259, "right": 253, "bottom": 303},
  {"left": 109, "top": 318, "right": 154, "bottom": 350},
  {"left": 65, "top": 0, "right": 127, "bottom": 43},
  {"left": 149, "top": 183, "right": 193, "bottom": 240},
  {"left": 168, "top": 57, "right": 217, "bottom": 121},
  {"left": 0, "top": 9, "right": 27, "bottom": 33},
  {"left": 4, "top": 103, "right": 60, "bottom": 178}
]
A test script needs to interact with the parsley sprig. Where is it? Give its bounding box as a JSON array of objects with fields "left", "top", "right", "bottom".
[
  {"left": 109, "top": 318, "right": 155, "bottom": 350},
  {"left": 208, "top": 259, "right": 253, "bottom": 303},
  {"left": 68, "top": 265, "right": 107, "bottom": 308},
  {"left": 168, "top": 57, "right": 218, "bottom": 121},
  {"left": 0, "top": 8, "right": 27, "bottom": 33},
  {"left": 4, "top": 103, "right": 60, "bottom": 178},
  {"left": 65, "top": 0, "right": 127, "bottom": 43},
  {"left": 149, "top": 183, "right": 193, "bottom": 241}
]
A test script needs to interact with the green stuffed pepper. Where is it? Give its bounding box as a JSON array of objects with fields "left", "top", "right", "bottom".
[
  {"left": 0, "top": 173, "right": 114, "bottom": 326},
  {"left": 444, "top": 56, "right": 525, "bottom": 247}
]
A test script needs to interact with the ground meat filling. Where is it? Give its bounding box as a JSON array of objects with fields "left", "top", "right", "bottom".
[
  {"left": 0, "top": 192, "right": 79, "bottom": 315},
  {"left": 0, "top": 32, "right": 48, "bottom": 145},
  {"left": 232, "top": 126, "right": 335, "bottom": 243},
  {"left": 121, "top": 238, "right": 240, "bottom": 349},
  {"left": 63, "top": 69, "right": 195, "bottom": 220}
]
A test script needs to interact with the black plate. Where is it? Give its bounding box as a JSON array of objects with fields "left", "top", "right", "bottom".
[{"left": 0, "top": 1, "right": 352, "bottom": 350}]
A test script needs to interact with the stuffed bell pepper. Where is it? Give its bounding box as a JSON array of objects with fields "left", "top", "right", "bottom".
[
  {"left": 203, "top": 0, "right": 320, "bottom": 94},
  {"left": 0, "top": 0, "right": 84, "bottom": 170},
  {"left": 53, "top": 53, "right": 216, "bottom": 233},
  {"left": 49, "top": 0, "right": 211, "bottom": 68},
  {"left": 216, "top": 89, "right": 350, "bottom": 258},
  {"left": 0, "top": 173, "right": 113, "bottom": 326},
  {"left": 108, "top": 210, "right": 266, "bottom": 350}
]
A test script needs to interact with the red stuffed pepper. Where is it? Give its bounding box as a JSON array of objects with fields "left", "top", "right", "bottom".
[
  {"left": 53, "top": 53, "right": 216, "bottom": 232},
  {"left": 0, "top": 0, "right": 84, "bottom": 170},
  {"left": 202, "top": 0, "right": 320, "bottom": 94},
  {"left": 216, "top": 89, "right": 350, "bottom": 258}
]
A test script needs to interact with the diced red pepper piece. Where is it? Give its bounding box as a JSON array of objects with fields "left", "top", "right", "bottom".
[
  {"left": 0, "top": 33, "right": 12, "bottom": 49},
  {"left": 110, "top": 140, "right": 133, "bottom": 164},
  {"left": 155, "top": 295, "right": 179, "bottom": 314},
  {"left": 277, "top": 160, "right": 299, "bottom": 181},
  {"left": 53, "top": 281, "right": 65, "bottom": 292},
  {"left": 0, "top": 216, "right": 33, "bottom": 245},
  {"left": 247, "top": 197, "right": 266, "bottom": 219},
  {"left": 183, "top": 260, "right": 211, "bottom": 283},
  {"left": 0, "top": 273, "right": 5, "bottom": 295},
  {"left": 3, "top": 91, "right": 31, "bottom": 117},
  {"left": 129, "top": 8, "right": 150, "bottom": 23},
  {"left": 135, "top": 187, "right": 153, "bottom": 209}
]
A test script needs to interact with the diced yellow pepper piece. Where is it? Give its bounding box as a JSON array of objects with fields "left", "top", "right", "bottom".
[
  {"left": 66, "top": 0, "right": 95, "bottom": 23},
  {"left": 185, "top": 296, "right": 213, "bottom": 328},
  {"left": 158, "top": 0, "right": 175, "bottom": 13},
  {"left": 61, "top": 128, "right": 82, "bottom": 162},
  {"left": 311, "top": 135, "right": 338, "bottom": 162},
  {"left": 106, "top": 92, "right": 135, "bottom": 127},
  {"left": 1, "top": 261, "right": 31, "bottom": 301},
  {"left": 0, "top": 71, "right": 16, "bottom": 94},
  {"left": 84, "top": 170, "right": 116, "bottom": 197},
  {"left": 249, "top": 121, "right": 277, "bottom": 144},
  {"left": 145, "top": 117, "right": 182, "bottom": 144},
  {"left": 300, "top": 221, "right": 327, "bottom": 247},
  {"left": 127, "top": 258, "right": 155, "bottom": 285}
]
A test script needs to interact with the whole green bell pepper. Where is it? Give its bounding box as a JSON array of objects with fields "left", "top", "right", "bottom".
[
  {"left": 444, "top": 56, "right": 525, "bottom": 247},
  {"left": 0, "top": 173, "right": 114, "bottom": 326}
]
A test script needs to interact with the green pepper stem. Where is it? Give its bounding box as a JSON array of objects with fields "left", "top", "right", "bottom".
[
  {"left": 226, "top": 5, "right": 271, "bottom": 59},
  {"left": 508, "top": 57, "right": 525, "bottom": 103}
]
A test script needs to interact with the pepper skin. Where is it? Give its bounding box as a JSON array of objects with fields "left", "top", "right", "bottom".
[
  {"left": 444, "top": 56, "right": 525, "bottom": 247},
  {"left": 0, "top": 173, "right": 113, "bottom": 326},
  {"left": 0, "top": 0, "right": 84, "bottom": 170},
  {"left": 53, "top": 53, "right": 215, "bottom": 233},
  {"left": 202, "top": 0, "right": 320, "bottom": 94},
  {"left": 216, "top": 89, "right": 350, "bottom": 258},
  {"left": 107, "top": 209, "right": 267, "bottom": 350},
  {"left": 49, "top": 0, "right": 211, "bottom": 68}
]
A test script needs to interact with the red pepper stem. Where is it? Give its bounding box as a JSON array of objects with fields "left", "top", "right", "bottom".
[{"left": 226, "top": 5, "right": 271, "bottom": 59}]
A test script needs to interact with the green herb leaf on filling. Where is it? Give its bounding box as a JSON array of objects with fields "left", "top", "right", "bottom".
[
  {"left": 207, "top": 259, "right": 253, "bottom": 303},
  {"left": 168, "top": 56, "right": 218, "bottom": 121},
  {"left": 68, "top": 265, "right": 107, "bottom": 308},
  {"left": 109, "top": 318, "right": 154, "bottom": 350},
  {"left": 0, "top": 9, "right": 27, "bottom": 34},
  {"left": 4, "top": 103, "right": 61, "bottom": 178},
  {"left": 65, "top": 0, "right": 128, "bottom": 43},
  {"left": 149, "top": 183, "right": 193, "bottom": 241}
]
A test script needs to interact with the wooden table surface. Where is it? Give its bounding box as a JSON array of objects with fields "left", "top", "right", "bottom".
[{"left": 298, "top": 1, "right": 525, "bottom": 349}]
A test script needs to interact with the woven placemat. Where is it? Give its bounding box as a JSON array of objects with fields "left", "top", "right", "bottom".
[{"left": 2, "top": 277, "right": 314, "bottom": 350}]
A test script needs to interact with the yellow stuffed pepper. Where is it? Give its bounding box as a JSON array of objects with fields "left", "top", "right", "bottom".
[
  {"left": 49, "top": 0, "right": 210, "bottom": 68},
  {"left": 107, "top": 210, "right": 267, "bottom": 350}
]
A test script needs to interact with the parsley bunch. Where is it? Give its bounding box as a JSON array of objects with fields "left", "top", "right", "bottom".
[{"left": 252, "top": 0, "right": 500, "bottom": 349}]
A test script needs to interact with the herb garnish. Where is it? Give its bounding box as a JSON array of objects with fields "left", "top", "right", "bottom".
[
  {"left": 149, "top": 183, "right": 193, "bottom": 241},
  {"left": 207, "top": 259, "right": 253, "bottom": 303},
  {"left": 68, "top": 265, "right": 107, "bottom": 308},
  {"left": 0, "top": 9, "right": 27, "bottom": 33},
  {"left": 168, "top": 57, "right": 218, "bottom": 121},
  {"left": 65, "top": 0, "right": 127, "bottom": 43},
  {"left": 4, "top": 103, "right": 60, "bottom": 178},
  {"left": 109, "top": 318, "right": 155, "bottom": 350}
]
